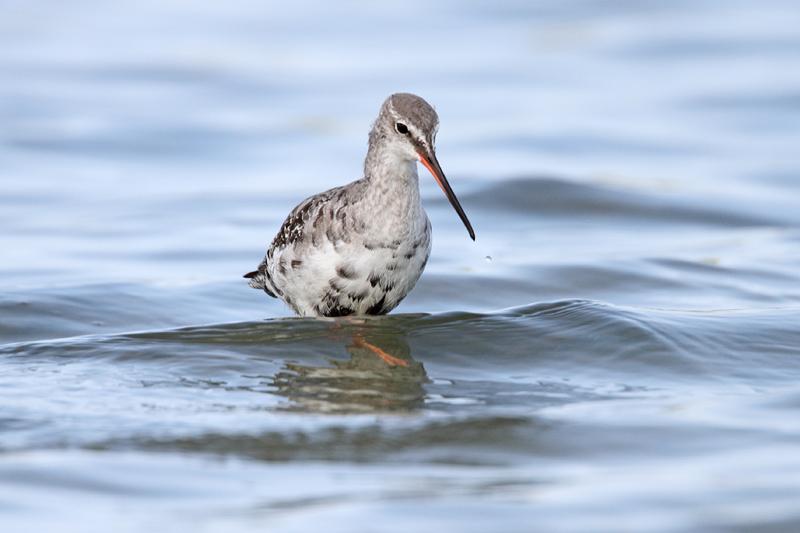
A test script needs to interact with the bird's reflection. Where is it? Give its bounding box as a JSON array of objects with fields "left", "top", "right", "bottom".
[{"left": 272, "top": 321, "right": 428, "bottom": 413}]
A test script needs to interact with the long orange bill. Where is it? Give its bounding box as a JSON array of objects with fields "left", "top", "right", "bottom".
[{"left": 417, "top": 149, "right": 475, "bottom": 241}]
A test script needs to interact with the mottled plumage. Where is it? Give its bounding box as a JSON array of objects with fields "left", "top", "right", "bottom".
[{"left": 246, "top": 93, "right": 474, "bottom": 317}]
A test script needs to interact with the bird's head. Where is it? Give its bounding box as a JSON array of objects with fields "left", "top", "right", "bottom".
[{"left": 373, "top": 93, "right": 475, "bottom": 241}]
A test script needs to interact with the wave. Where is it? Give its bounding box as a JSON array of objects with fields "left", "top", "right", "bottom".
[
  {"left": 4, "top": 299, "right": 799, "bottom": 386},
  {"left": 450, "top": 177, "right": 794, "bottom": 227}
]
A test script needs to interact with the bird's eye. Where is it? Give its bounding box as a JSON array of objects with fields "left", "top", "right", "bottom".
[{"left": 395, "top": 122, "right": 409, "bottom": 134}]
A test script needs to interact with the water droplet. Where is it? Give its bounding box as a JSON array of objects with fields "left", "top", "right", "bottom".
[{"left": 485, "top": 255, "right": 493, "bottom": 262}]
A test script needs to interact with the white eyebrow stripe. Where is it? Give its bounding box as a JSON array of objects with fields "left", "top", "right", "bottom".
[
  {"left": 387, "top": 107, "right": 432, "bottom": 149},
  {"left": 407, "top": 123, "right": 430, "bottom": 148}
]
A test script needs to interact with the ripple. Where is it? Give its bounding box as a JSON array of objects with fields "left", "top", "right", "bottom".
[{"left": 455, "top": 178, "right": 789, "bottom": 227}]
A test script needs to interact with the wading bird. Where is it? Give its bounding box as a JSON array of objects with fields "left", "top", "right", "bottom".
[{"left": 245, "top": 93, "right": 475, "bottom": 319}]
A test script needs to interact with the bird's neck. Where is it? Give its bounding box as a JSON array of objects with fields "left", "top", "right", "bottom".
[{"left": 362, "top": 143, "right": 425, "bottom": 235}]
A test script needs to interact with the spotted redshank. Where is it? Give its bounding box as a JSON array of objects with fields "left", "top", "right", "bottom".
[{"left": 245, "top": 93, "right": 474, "bottom": 317}]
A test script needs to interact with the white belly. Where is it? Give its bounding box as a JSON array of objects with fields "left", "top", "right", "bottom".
[{"left": 269, "top": 227, "right": 431, "bottom": 317}]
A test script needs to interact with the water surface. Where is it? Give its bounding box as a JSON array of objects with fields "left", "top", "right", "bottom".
[{"left": 2, "top": 1, "right": 800, "bottom": 532}]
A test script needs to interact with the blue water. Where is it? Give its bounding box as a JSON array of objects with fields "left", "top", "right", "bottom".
[{"left": 2, "top": 1, "right": 800, "bottom": 532}]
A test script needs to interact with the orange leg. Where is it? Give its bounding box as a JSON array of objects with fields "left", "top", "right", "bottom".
[{"left": 353, "top": 334, "right": 409, "bottom": 367}]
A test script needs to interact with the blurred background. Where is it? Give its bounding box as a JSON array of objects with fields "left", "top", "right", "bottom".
[
  {"left": 3, "top": 0, "right": 799, "bottom": 292},
  {"left": 2, "top": 1, "right": 800, "bottom": 532}
]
